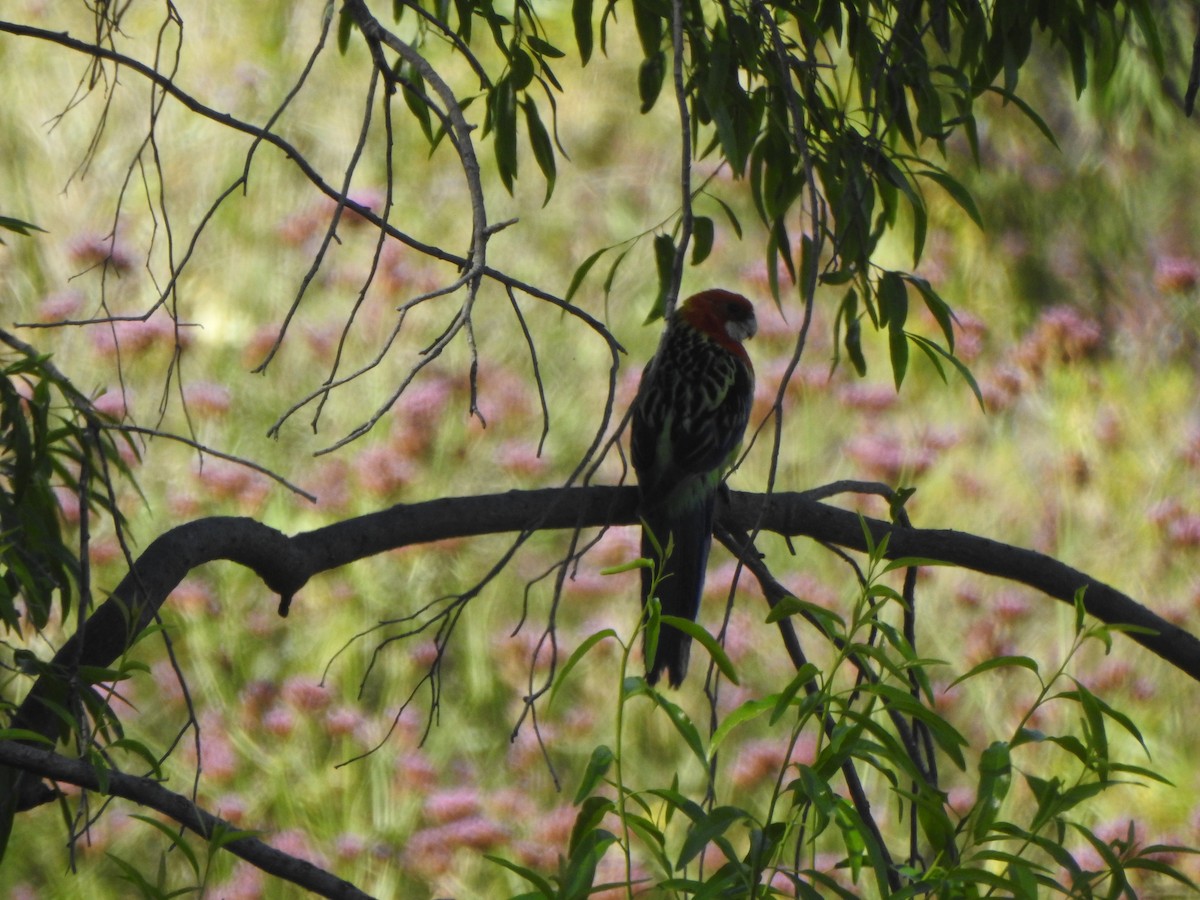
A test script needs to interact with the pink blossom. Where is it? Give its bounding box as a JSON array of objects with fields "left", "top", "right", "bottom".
[
  {"left": 270, "top": 829, "right": 326, "bottom": 867},
  {"left": 281, "top": 676, "right": 332, "bottom": 712},
  {"left": 439, "top": 815, "right": 508, "bottom": 850},
  {"left": 401, "top": 828, "right": 454, "bottom": 876},
  {"left": 946, "top": 786, "right": 975, "bottom": 817},
  {"left": 837, "top": 382, "right": 897, "bottom": 412},
  {"left": 423, "top": 787, "right": 482, "bottom": 824},
  {"left": 214, "top": 793, "right": 248, "bottom": 825},
  {"left": 201, "top": 732, "right": 239, "bottom": 782},
  {"left": 1167, "top": 514, "right": 1200, "bottom": 547},
  {"left": 170, "top": 579, "right": 218, "bottom": 615},
  {"left": 90, "top": 315, "right": 184, "bottom": 357},
  {"left": 511, "top": 838, "right": 558, "bottom": 870},
  {"left": 1153, "top": 255, "right": 1200, "bottom": 294},
  {"left": 183, "top": 381, "right": 232, "bottom": 417},
  {"left": 534, "top": 804, "right": 579, "bottom": 844},
  {"left": 335, "top": 832, "right": 368, "bottom": 861},
  {"left": 37, "top": 289, "right": 85, "bottom": 321},
  {"left": 53, "top": 485, "right": 81, "bottom": 525},
  {"left": 1016, "top": 305, "right": 1104, "bottom": 375},
  {"left": 495, "top": 439, "right": 548, "bottom": 476},
  {"left": 218, "top": 863, "right": 265, "bottom": 900},
  {"left": 89, "top": 538, "right": 121, "bottom": 565},
  {"left": 261, "top": 706, "right": 295, "bottom": 737},
  {"left": 395, "top": 750, "right": 439, "bottom": 790},
  {"left": 324, "top": 706, "right": 364, "bottom": 738},
  {"left": 69, "top": 233, "right": 135, "bottom": 273},
  {"left": 993, "top": 591, "right": 1032, "bottom": 622},
  {"left": 951, "top": 310, "right": 987, "bottom": 361},
  {"left": 1147, "top": 498, "right": 1183, "bottom": 528}
]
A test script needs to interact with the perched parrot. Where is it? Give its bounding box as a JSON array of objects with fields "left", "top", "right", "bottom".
[{"left": 630, "top": 289, "right": 757, "bottom": 687}]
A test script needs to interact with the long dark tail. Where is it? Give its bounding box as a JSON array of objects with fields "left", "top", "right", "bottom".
[{"left": 640, "top": 493, "right": 716, "bottom": 687}]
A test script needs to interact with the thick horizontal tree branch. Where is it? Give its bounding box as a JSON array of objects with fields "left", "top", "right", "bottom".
[
  {"left": 0, "top": 741, "right": 372, "bottom": 900},
  {"left": 10, "top": 486, "right": 1199, "bottom": 805}
]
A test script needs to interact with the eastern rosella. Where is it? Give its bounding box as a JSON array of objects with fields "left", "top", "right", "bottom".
[{"left": 630, "top": 289, "right": 757, "bottom": 686}]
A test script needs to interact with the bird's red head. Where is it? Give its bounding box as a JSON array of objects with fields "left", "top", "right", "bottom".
[{"left": 677, "top": 290, "right": 757, "bottom": 364}]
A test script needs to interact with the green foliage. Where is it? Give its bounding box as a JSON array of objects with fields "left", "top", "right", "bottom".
[
  {"left": 0, "top": 341, "right": 143, "bottom": 862},
  {"left": 514, "top": 542, "right": 1199, "bottom": 897},
  {"left": 0, "top": 347, "right": 138, "bottom": 633},
  {"left": 0, "top": 215, "right": 46, "bottom": 245},
  {"left": 397, "top": 0, "right": 1164, "bottom": 392},
  {"left": 334, "top": 0, "right": 1170, "bottom": 391}
]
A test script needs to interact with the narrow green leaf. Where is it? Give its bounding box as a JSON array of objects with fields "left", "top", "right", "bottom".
[
  {"left": 599, "top": 557, "right": 652, "bottom": 576},
  {"left": 641, "top": 595, "right": 661, "bottom": 676},
  {"left": 1126, "top": 859, "right": 1200, "bottom": 893},
  {"left": 880, "top": 555, "right": 947, "bottom": 574},
  {"left": 877, "top": 271, "right": 907, "bottom": 329},
  {"left": 549, "top": 628, "right": 619, "bottom": 710},
  {"left": 130, "top": 813, "right": 201, "bottom": 876},
  {"left": 1106, "top": 761, "right": 1172, "bottom": 785},
  {"left": 647, "top": 232, "right": 674, "bottom": 322},
  {"left": 569, "top": 795, "right": 615, "bottom": 856},
  {"left": 0, "top": 728, "right": 56, "bottom": 745},
  {"left": 526, "top": 35, "right": 566, "bottom": 60},
  {"left": 106, "top": 854, "right": 160, "bottom": 894},
  {"left": 949, "top": 654, "right": 1040, "bottom": 688},
  {"left": 659, "top": 614, "right": 739, "bottom": 684},
  {"left": 647, "top": 690, "right": 707, "bottom": 771},
  {"left": 889, "top": 326, "right": 908, "bottom": 390},
  {"left": 908, "top": 334, "right": 983, "bottom": 409},
  {"left": 708, "top": 696, "right": 777, "bottom": 757},
  {"left": 109, "top": 738, "right": 164, "bottom": 779},
  {"left": 638, "top": 51, "right": 666, "bottom": 114},
  {"left": 845, "top": 316, "right": 866, "bottom": 376},
  {"left": 522, "top": 99, "right": 556, "bottom": 205},
  {"left": 632, "top": 0, "right": 663, "bottom": 57},
  {"left": 0, "top": 216, "right": 47, "bottom": 237},
  {"left": 691, "top": 216, "right": 714, "bottom": 265},
  {"left": 675, "top": 805, "right": 747, "bottom": 868},
  {"left": 909, "top": 276, "right": 956, "bottom": 350},
  {"left": 711, "top": 194, "right": 743, "bottom": 239},
  {"left": 485, "top": 854, "right": 556, "bottom": 897},
  {"left": 765, "top": 594, "right": 845, "bottom": 634},
  {"left": 768, "top": 664, "right": 821, "bottom": 725},
  {"left": 565, "top": 246, "right": 608, "bottom": 302},
  {"left": 917, "top": 169, "right": 983, "bottom": 229},
  {"left": 337, "top": 6, "right": 353, "bottom": 54},
  {"left": 206, "top": 823, "right": 262, "bottom": 851},
  {"left": 972, "top": 741, "right": 1012, "bottom": 842},
  {"left": 602, "top": 246, "right": 632, "bottom": 301},
  {"left": 798, "top": 234, "right": 816, "bottom": 295},
  {"left": 492, "top": 79, "right": 519, "bottom": 194},
  {"left": 984, "top": 85, "right": 1060, "bottom": 149},
  {"left": 573, "top": 745, "right": 615, "bottom": 804},
  {"left": 562, "top": 828, "right": 618, "bottom": 897},
  {"left": 509, "top": 46, "right": 535, "bottom": 91},
  {"left": 572, "top": 0, "right": 594, "bottom": 64}
]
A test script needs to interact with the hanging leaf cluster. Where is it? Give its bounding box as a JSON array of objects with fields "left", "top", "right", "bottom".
[{"left": 361, "top": 2, "right": 1167, "bottom": 390}]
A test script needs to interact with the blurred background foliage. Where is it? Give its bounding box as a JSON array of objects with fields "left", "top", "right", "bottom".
[{"left": 3, "top": 0, "right": 1200, "bottom": 896}]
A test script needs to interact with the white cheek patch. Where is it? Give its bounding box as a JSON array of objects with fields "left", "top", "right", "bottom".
[{"left": 727, "top": 317, "right": 758, "bottom": 342}]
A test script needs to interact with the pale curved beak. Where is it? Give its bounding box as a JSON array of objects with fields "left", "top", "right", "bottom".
[{"left": 729, "top": 315, "right": 757, "bottom": 342}]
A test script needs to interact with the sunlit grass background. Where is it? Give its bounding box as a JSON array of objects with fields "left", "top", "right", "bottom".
[{"left": 4, "top": 2, "right": 1200, "bottom": 897}]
